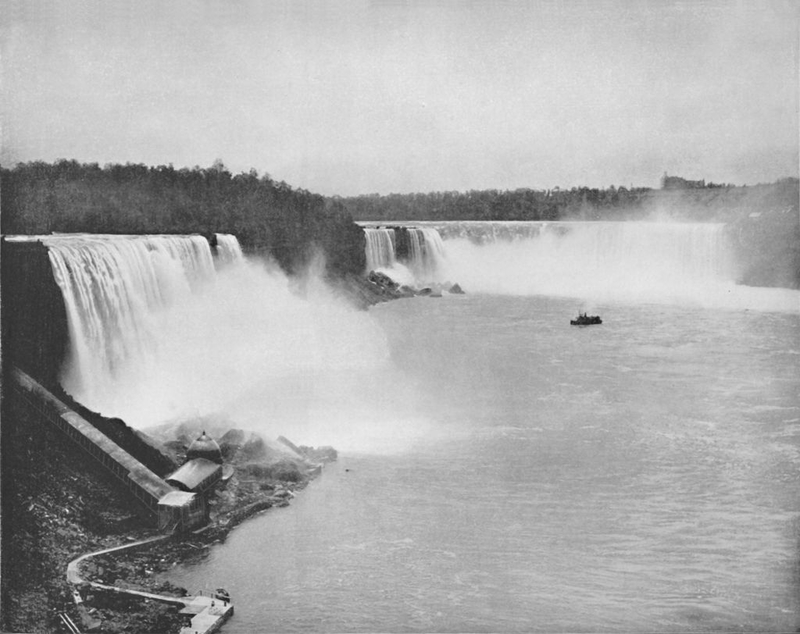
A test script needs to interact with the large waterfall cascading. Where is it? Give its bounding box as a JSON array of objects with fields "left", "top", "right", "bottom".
[
  {"left": 42, "top": 233, "right": 243, "bottom": 405},
  {"left": 37, "top": 232, "right": 394, "bottom": 438}
]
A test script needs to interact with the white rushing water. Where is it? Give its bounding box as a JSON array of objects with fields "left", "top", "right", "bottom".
[
  {"left": 214, "top": 233, "right": 245, "bottom": 266},
  {"left": 44, "top": 234, "right": 219, "bottom": 402},
  {"left": 364, "top": 228, "right": 396, "bottom": 270},
  {"left": 361, "top": 225, "right": 447, "bottom": 287},
  {"left": 362, "top": 220, "right": 799, "bottom": 312},
  {"left": 41, "top": 233, "right": 391, "bottom": 434}
]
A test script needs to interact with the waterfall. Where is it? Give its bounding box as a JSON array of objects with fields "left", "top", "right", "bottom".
[
  {"left": 364, "top": 228, "right": 397, "bottom": 270},
  {"left": 405, "top": 227, "right": 447, "bottom": 282},
  {"left": 356, "top": 220, "right": 777, "bottom": 306},
  {"left": 361, "top": 225, "right": 447, "bottom": 286},
  {"left": 42, "top": 234, "right": 243, "bottom": 406},
  {"left": 215, "top": 233, "right": 244, "bottom": 265},
  {"left": 427, "top": 220, "right": 739, "bottom": 302},
  {"left": 36, "top": 232, "right": 395, "bottom": 433},
  {"left": 429, "top": 221, "right": 546, "bottom": 243}
]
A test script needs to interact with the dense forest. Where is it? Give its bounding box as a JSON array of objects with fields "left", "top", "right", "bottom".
[
  {"left": 338, "top": 177, "right": 799, "bottom": 224},
  {"left": 338, "top": 185, "right": 654, "bottom": 222},
  {"left": 0, "top": 160, "right": 365, "bottom": 277}
]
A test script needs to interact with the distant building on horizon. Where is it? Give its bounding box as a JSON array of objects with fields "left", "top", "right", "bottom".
[{"left": 661, "top": 173, "right": 706, "bottom": 190}]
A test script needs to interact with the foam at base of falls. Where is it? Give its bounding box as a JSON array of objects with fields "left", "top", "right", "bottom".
[
  {"left": 41, "top": 234, "right": 396, "bottom": 436},
  {"left": 86, "top": 260, "right": 392, "bottom": 434},
  {"left": 436, "top": 221, "right": 736, "bottom": 294}
]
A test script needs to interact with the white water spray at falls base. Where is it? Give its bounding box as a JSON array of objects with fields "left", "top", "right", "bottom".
[
  {"left": 43, "top": 235, "right": 425, "bottom": 452},
  {"left": 370, "top": 221, "right": 799, "bottom": 313}
]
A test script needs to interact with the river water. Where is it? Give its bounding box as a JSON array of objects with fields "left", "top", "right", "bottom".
[{"left": 166, "top": 292, "right": 800, "bottom": 632}]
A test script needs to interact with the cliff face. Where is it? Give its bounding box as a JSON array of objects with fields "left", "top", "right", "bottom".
[
  {"left": 1, "top": 239, "right": 70, "bottom": 387},
  {"left": 1, "top": 239, "right": 179, "bottom": 477}
]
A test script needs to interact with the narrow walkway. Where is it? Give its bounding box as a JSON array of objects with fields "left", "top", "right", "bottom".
[
  {"left": 67, "top": 535, "right": 233, "bottom": 633},
  {"left": 66, "top": 535, "right": 181, "bottom": 599}
]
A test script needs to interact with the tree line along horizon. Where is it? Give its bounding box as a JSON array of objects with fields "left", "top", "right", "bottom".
[{"left": 1, "top": 159, "right": 798, "bottom": 287}]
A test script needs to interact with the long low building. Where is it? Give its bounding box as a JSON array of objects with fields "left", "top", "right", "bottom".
[{"left": 10, "top": 367, "right": 208, "bottom": 533}]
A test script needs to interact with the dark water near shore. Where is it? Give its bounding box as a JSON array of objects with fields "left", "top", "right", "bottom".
[{"left": 167, "top": 295, "right": 800, "bottom": 632}]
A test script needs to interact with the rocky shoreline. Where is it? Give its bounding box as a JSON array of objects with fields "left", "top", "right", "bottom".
[
  {"left": 0, "top": 390, "right": 336, "bottom": 634},
  {"left": 335, "top": 270, "right": 465, "bottom": 308},
  {"left": 73, "top": 472, "right": 322, "bottom": 634}
]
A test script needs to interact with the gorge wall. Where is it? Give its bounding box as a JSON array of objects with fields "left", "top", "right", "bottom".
[{"left": 1, "top": 238, "right": 69, "bottom": 388}]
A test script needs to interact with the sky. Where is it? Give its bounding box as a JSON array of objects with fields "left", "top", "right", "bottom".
[{"left": 2, "top": 0, "right": 798, "bottom": 196}]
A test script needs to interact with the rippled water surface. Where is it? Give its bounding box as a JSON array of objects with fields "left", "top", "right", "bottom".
[{"left": 167, "top": 295, "right": 800, "bottom": 632}]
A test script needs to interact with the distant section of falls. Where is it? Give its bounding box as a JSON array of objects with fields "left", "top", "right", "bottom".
[
  {"left": 42, "top": 233, "right": 243, "bottom": 407},
  {"left": 361, "top": 225, "right": 447, "bottom": 286},
  {"left": 426, "top": 220, "right": 735, "bottom": 286},
  {"left": 356, "top": 220, "right": 800, "bottom": 310}
]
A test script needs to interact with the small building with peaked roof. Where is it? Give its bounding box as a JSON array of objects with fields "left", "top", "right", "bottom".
[{"left": 164, "top": 431, "right": 228, "bottom": 525}]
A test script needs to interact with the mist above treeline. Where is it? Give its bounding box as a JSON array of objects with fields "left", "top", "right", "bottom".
[{"left": 2, "top": 160, "right": 798, "bottom": 288}]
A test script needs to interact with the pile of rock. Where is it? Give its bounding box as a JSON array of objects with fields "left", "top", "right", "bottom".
[
  {"left": 366, "top": 270, "right": 466, "bottom": 300},
  {"left": 143, "top": 418, "right": 338, "bottom": 537}
]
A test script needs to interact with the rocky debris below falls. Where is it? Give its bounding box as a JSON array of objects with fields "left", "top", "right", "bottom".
[
  {"left": 147, "top": 418, "right": 337, "bottom": 531},
  {"left": 365, "top": 270, "right": 466, "bottom": 301},
  {"left": 331, "top": 271, "right": 466, "bottom": 308}
]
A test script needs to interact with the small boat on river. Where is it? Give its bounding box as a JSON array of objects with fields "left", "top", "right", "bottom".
[{"left": 570, "top": 313, "right": 602, "bottom": 326}]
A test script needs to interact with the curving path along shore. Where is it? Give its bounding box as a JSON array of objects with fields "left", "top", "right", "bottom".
[{"left": 67, "top": 535, "right": 233, "bottom": 634}]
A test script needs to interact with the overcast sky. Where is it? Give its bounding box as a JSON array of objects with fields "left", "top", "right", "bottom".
[{"left": 2, "top": 0, "right": 798, "bottom": 195}]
